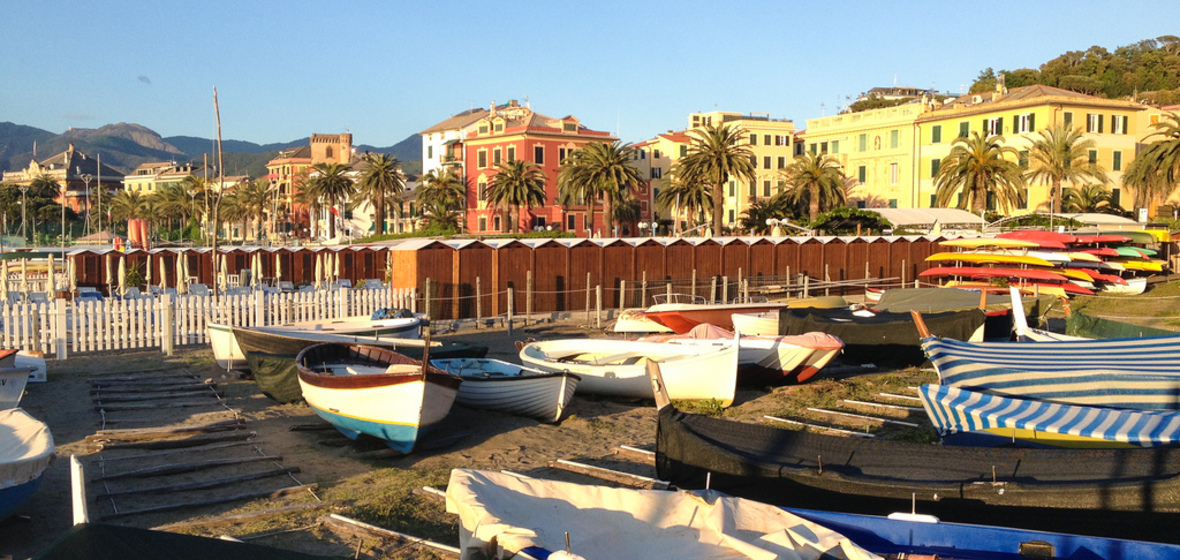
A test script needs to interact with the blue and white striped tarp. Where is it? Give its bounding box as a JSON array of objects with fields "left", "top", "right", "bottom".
[
  {"left": 919, "top": 384, "right": 1180, "bottom": 447},
  {"left": 922, "top": 337, "right": 1180, "bottom": 410}
]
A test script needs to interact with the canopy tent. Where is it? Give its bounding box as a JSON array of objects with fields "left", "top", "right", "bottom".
[{"left": 863, "top": 208, "right": 986, "bottom": 228}]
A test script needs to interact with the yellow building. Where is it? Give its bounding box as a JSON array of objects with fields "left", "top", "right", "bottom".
[
  {"left": 803, "top": 102, "right": 928, "bottom": 209},
  {"left": 123, "top": 161, "right": 209, "bottom": 195},
  {"left": 915, "top": 84, "right": 1154, "bottom": 213}
]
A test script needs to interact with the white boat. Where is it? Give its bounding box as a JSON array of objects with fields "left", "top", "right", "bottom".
[
  {"left": 0, "top": 349, "right": 36, "bottom": 410},
  {"left": 295, "top": 343, "right": 461, "bottom": 453},
  {"left": 0, "top": 408, "right": 54, "bottom": 521},
  {"left": 519, "top": 337, "right": 739, "bottom": 406},
  {"left": 1100, "top": 277, "right": 1147, "bottom": 295},
  {"left": 642, "top": 323, "right": 844, "bottom": 383},
  {"left": 1009, "top": 287, "right": 1088, "bottom": 342},
  {"left": 431, "top": 358, "right": 580, "bottom": 423},
  {"left": 644, "top": 293, "right": 787, "bottom": 333},
  {"left": 208, "top": 314, "right": 424, "bottom": 370},
  {"left": 611, "top": 308, "right": 673, "bottom": 334},
  {"left": 731, "top": 310, "right": 780, "bottom": 336},
  {"left": 445, "top": 468, "right": 879, "bottom": 560}
]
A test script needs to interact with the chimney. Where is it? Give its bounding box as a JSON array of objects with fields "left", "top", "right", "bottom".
[
  {"left": 995, "top": 74, "right": 1007, "bottom": 96},
  {"left": 490, "top": 101, "right": 496, "bottom": 118}
]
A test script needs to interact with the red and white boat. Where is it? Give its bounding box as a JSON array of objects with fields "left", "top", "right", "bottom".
[
  {"left": 644, "top": 294, "right": 786, "bottom": 334},
  {"left": 643, "top": 323, "right": 844, "bottom": 384}
]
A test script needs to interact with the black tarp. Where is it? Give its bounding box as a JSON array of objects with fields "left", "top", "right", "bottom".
[
  {"left": 778, "top": 308, "right": 986, "bottom": 366},
  {"left": 35, "top": 524, "right": 339, "bottom": 560},
  {"left": 234, "top": 327, "right": 486, "bottom": 403},
  {"left": 655, "top": 405, "right": 1180, "bottom": 543}
]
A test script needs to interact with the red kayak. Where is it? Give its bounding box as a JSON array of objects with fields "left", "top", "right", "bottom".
[
  {"left": 1077, "top": 247, "right": 1121, "bottom": 257},
  {"left": 919, "top": 266, "right": 1070, "bottom": 283},
  {"left": 1074, "top": 234, "right": 1131, "bottom": 244},
  {"left": 996, "top": 231, "right": 1073, "bottom": 249}
]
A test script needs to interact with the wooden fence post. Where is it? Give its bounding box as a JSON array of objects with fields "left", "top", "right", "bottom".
[
  {"left": 900, "top": 260, "right": 907, "bottom": 287},
  {"left": 691, "top": 269, "right": 697, "bottom": 299},
  {"left": 424, "top": 278, "right": 432, "bottom": 319},
  {"left": 803, "top": 275, "right": 810, "bottom": 298},
  {"left": 640, "top": 271, "right": 647, "bottom": 309},
  {"left": 584, "top": 273, "right": 592, "bottom": 324},
  {"left": 666, "top": 282, "right": 672, "bottom": 302},
  {"left": 476, "top": 277, "right": 482, "bottom": 328},
  {"left": 620, "top": 280, "right": 627, "bottom": 309},
  {"left": 161, "top": 293, "right": 174, "bottom": 356},
  {"left": 54, "top": 297, "right": 68, "bottom": 360},
  {"left": 710, "top": 277, "right": 717, "bottom": 304},
  {"left": 824, "top": 264, "right": 831, "bottom": 296},
  {"left": 721, "top": 276, "right": 729, "bottom": 303},
  {"left": 595, "top": 284, "right": 602, "bottom": 329},
  {"left": 526, "top": 270, "right": 533, "bottom": 326},
  {"left": 507, "top": 287, "right": 514, "bottom": 335}
]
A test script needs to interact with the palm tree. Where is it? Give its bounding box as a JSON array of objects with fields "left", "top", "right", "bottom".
[
  {"left": 417, "top": 169, "right": 466, "bottom": 232},
  {"left": 421, "top": 199, "right": 461, "bottom": 230},
  {"left": 739, "top": 198, "right": 795, "bottom": 235},
  {"left": 934, "top": 132, "right": 1026, "bottom": 213},
  {"left": 676, "top": 124, "right": 757, "bottom": 235},
  {"left": 305, "top": 162, "right": 355, "bottom": 238},
  {"left": 487, "top": 161, "right": 546, "bottom": 233},
  {"left": 109, "top": 190, "right": 148, "bottom": 223},
  {"left": 354, "top": 153, "right": 404, "bottom": 235},
  {"left": 233, "top": 180, "right": 271, "bottom": 241},
  {"left": 556, "top": 141, "right": 644, "bottom": 236},
  {"left": 1124, "top": 112, "right": 1180, "bottom": 209},
  {"left": 1025, "top": 124, "right": 1108, "bottom": 214},
  {"left": 1061, "top": 184, "right": 1112, "bottom": 213},
  {"left": 777, "top": 152, "right": 848, "bottom": 221},
  {"left": 655, "top": 166, "right": 711, "bottom": 234}
]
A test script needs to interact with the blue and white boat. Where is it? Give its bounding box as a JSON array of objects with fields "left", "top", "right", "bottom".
[
  {"left": 919, "top": 383, "right": 1180, "bottom": 448},
  {"left": 295, "top": 343, "right": 461, "bottom": 453},
  {"left": 0, "top": 408, "right": 54, "bottom": 521},
  {"left": 430, "top": 358, "right": 579, "bottom": 423}
]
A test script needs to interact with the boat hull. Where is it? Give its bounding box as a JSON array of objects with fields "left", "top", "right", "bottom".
[
  {"left": 432, "top": 358, "right": 580, "bottom": 423},
  {"left": 210, "top": 315, "right": 424, "bottom": 371},
  {"left": 645, "top": 302, "right": 786, "bottom": 333},
  {"left": 520, "top": 339, "right": 738, "bottom": 405},
  {"left": 207, "top": 323, "right": 246, "bottom": 370},
  {"left": 0, "top": 367, "right": 33, "bottom": 409},
  {"left": 0, "top": 408, "right": 54, "bottom": 521}
]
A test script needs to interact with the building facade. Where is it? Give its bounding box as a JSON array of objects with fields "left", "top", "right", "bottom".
[
  {"left": 1, "top": 144, "right": 124, "bottom": 214},
  {"left": 264, "top": 133, "right": 354, "bottom": 239}
]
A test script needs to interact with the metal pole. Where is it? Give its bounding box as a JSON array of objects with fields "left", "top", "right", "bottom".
[
  {"left": 476, "top": 277, "right": 482, "bottom": 328},
  {"left": 585, "top": 273, "right": 592, "bottom": 323},
  {"left": 507, "top": 287, "right": 514, "bottom": 335},
  {"left": 595, "top": 284, "right": 602, "bottom": 329}
]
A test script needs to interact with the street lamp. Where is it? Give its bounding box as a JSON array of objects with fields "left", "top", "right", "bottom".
[
  {"left": 638, "top": 221, "right": 650, "bottom": 237},
  {"left": 18, "top": 185, "right": 29, "bottom": 244},
  {"left": 81, "top": 174, "right": 93, "bottom": 237}
]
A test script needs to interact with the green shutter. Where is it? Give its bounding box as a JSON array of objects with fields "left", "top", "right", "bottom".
[
  {"left": 858, "top": 166, "right": 866, "bottom": 183},
  {"left": 931, "top": 125, "right": 941, "bottom": 143},
  {"left": 1012, "top": 115, "right": 1019, "bottom": 133},
  {"left": 982, "top": 119, "right": 988, "bottom": 135},
  {"left": 1029, "top": 113, "right": 1035, "bottom": 131},
  {"left": 1063, "top": 112, "right": 1072, "bottom": 128},
  {"left": 931, "top": 159, "right": 940, "bottom": 177},
  {"left": 959, "top": 121, "right": 968, "bottom": 138},
  {"left": 1098, "top": 115, "right": 1104, "bottom": 133},
  {"left": 1113, "top": 151, "right": 1122, "bottom": 171}
]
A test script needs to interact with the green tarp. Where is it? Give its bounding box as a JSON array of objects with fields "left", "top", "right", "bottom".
[{"left": 1065, "top": 311, "right": 1176, "bottom": 339}]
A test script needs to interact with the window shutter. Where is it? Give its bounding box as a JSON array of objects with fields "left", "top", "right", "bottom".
[
  {"left": 1013, "top": 115, "right": 1019, "bottom": 133},
  {"left": 998, "top": 119, "right": 1003, "bottom": 135},
  {"left": 1098, "top": 116, "right": 1104, "bottom": 133},
  {"left": 1122, "top": 115, "right": 1129, "bottom": 134},
  {"left": 982, "top": 119, "right": 988, "bottom": 135},
  {"left": 1028, "top": 113, "right": 1035, "bottom": 131}
]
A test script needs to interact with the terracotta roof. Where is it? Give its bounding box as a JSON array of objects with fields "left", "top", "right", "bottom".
[
  {"left": 922, "top": 84, "right": 1144, "bottom": 121},
  {"left": 420, "top": 107, "right": 491, "bottom": 134},
  {"left": 658, "top": 130, "right": 691, "bottom": 143}
]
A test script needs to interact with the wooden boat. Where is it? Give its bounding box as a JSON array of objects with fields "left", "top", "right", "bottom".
[
  {"left": 0, "top": 408, "right": 53, "bottom": 521},
  {"left": 643, "top": 293, "right": 786, "bottom": 333},
  {"left": 790, "top": 507, "right": 1180, "bottom": 560},
  {"left": 779, "top": 307, "right": 986, "bottom": 366},
  {"left": 294, "top": 343, "right": 461, "bottom": 453},
  {"left": 519, "top": 337, "right": 738, "bottom": 405},
  {"left": 643, "top": 323, "right": 844, "bottom": 383},
  {"left": 232, "top": 326, "right": 486, "bottom": 403},
  {"left": 919, "top": 383, "right": 1180, "bottom": 448},
  {"left": 430, "top": 358, "right": 579, "bottom": 423},
  {"left": 922, "top": 336, "right": 1180, "bottom": 410},
  {"left": 729, "top": 296, "right": 849, "bottom": 335},
  {"left": 0, "top": 349, "right": 36, "bottom": 409},
  {"left": 445, "top": 468, "right": 881, "bottom": 560},
  {"left": 1101, "top": 276, "right": 1147, "bottom": 295},
  {"left": 208, "top": 313, "right": 424, "bottom": 370},
  {"left": 647, "top": 360, "right": 1180, "bottom": 543},
  {"left": 611, "top": 308, "right": 673, "bottom": 334}
]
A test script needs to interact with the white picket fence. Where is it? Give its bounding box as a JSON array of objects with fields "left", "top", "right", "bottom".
[{"left": 0, "top": 287, "right": 416, "bottom": 359}]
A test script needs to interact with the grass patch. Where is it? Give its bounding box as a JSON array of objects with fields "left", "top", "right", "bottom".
[
  {"left": 322, "top": 467, "right": 456, "bottom": 543},
  {"left": 674, "top": 399, "right": 727, "bottom": 416}
]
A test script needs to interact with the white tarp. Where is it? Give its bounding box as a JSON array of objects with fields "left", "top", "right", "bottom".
[
  {"left": 445, "top": 468, "right": 880, "bottom": 560},
  {"left": 0, "top": 408, "right": 54, "bottom": 490}
]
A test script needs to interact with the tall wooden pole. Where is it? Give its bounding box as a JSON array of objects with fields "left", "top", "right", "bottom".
[{"left": 212, "top": 86, "right": 224, "bottom": 297}]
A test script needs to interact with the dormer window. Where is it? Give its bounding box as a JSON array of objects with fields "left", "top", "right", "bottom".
[
  {"left": 563, "top": 122, "right": 577, "bottom": 132},
  {"left": 479, "top": 124, "right": 489, "bottom": 134}
]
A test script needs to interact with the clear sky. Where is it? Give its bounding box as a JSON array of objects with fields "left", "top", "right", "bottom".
[{"left": 2, "top": 1, "right": 1178, "bottom": 147}]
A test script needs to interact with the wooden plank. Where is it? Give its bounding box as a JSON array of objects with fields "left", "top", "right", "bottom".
[
  {"left": 96, "top": 399, "right": 223, "bottom": 412},
  {"left": 320, "top": 514, "right": 460, "bottom": 557},
  {"left": 88, "top": 420, "right": 245, "bottom": 441},
  {"left": 91, "top": 454, "right": 282, "bottom": 482},
  {"left": 91, "top": 441, "right": 253, "bottom": 463},
  {"left": 806, "top": 407, "right": 922, "bottom": 427},
  {"left": 90, "top": 376, "right": 203, "bottom": 386},
  {"left": 841, "top": 399, "right": 923, "bottom": 413},
  {"left": 546, "top": 459, "right": 669, "bottom": 490},
  {"left": 876, "top": 392, "right": 922, "bottom": 402},
  {"left": 763, "top": 415, "right": 875, "bottom": 437},
  {"left": 95, "top": 390, "right": 224, "bottom": 403},
  {"left": 96, "top": 431, "right": 256, "bottom": 451},
  {"left": 90, "top": 381, "right": 217, "bottom": 393},
  {"left": 95, "top": 467, "right": 300, "bottom": 499},
  {"left": 100, "top": 484, "right": 317, "bottom": 521},
  {"left": 611, "top": 445, "right": 656, "bottom": 466}
]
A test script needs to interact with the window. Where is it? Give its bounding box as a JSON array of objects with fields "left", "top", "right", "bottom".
[
  {"left": 931, "top": 125, "right": 942, "bottom": 144},
  {"left": 493, "top": 148, "right": 502, "bottom": 165},
  {"left": 494, "top": 122, "right": 504, "bottom": 133},
  {"left": 889, "top": 162, "right": 898, "bottom": 184},
  {"left": 1112, "top": 115, "right": 1128, "bottom": 135},
  {"left": 857, "top": 166, "right": 866, "bottom": 183},
  {"left": 857, "top": 201, "right": 866, "bottom": 209},
  {"left": 728, "top": 209, "right": 734, "bottom": 224},
  {"left": 763, "top": 156, "right": 771, "bottom": 168},
  {"left": 820, "top": 142, "right": 828, "bottom": 153},
  {"left": 534, "top": 145, "right": 544, "bottom": 165},
  {"left": 777, "top": 156, "right": 786, "bottom": 169},
  {"left": 809, "top": 144, "right": 817, "bottom": 155},
  {"left": 639, "top": 150, "right": 646, "bottom": 160},
  {"left": 763, "top": 134, "right": 771, "bottom": 145},
  {"left": 506, "top": 146, "right": 515, "bottom": 163},
  {"left": 775, "top": 135, "right": 786, "bottom": 146},
  {"left": 477, "top": 180, "right": 487, "bottom": 201},
  {"left": 479, "top": 124, "right": 489, "bottom": 134},
  {"left": 858, "top": 134, "right": 867, "bottom": 151},
  {"left": 1088, "top": 149, "right": 1098, "bottom": 164},
  {"left": 1019, "top": 150, "right": 1029, "bottom": 168},
  {"left": 653, "top": 149, "right": 661, "bottom": 159},
  {"left": 749, "top": 134, "right": 757, "bottom": 146},
  {"left": 749, "top": 181, "right": 757, "bottom": 198},
  {"left": 890, "top": 130, "right": 899, "bottom": 149},
  {"left": 1015, "top": 113, "right": 1034, "bottom": 133},
  {"left": 325, "top": 146, "right": 334, "bottom": 159},
  {"left": 427, "top": 146, "right": 433, "bottom": 159},
  {"left": 679, "top": 145, "right": 687, "bottom": 157},
  {"left": 478, "top": 216, "right": 487, "bottom": 232},
  {"left": 1086, "top": 113, "right": 1103, "bottom": 133},
  {"left": 728, "top": 181, "right": 735, "bottom": 197},
  {"left": 1113, "top": 150, "right": 1122, "bottom": 171},
  {"left": 958, "top": 121, "right": 969, "bottom": 138},
  {"left": 559, "top": 147, "right": 568, "bottom": 162},
  {"left": 984, "top": 117, "right": 1002, "bottom": 136},
  {"left": 750, "top": 155, "right": 758, "bottom": 168},
  {"left": 1063, "top": 112, "right": 1073, "bottom": 129},
  {"left": 763, "top": 180, "right": 771, "bottom": 197},
  {"left": 567, "top": 214, "right": 576, "bottom": 231},
  {"left": 831, "top": 140, "right": 839, "bottom": 153},
  {"left": 930, "top": 194, "right": 938, "bottom": 207},
  {"left": 493, "top": 215, "right": 501, "bottom": 231},
  {"left": 477, "top": 150, "right": 487, "bottom": 168},
  {"left": 1111, "top": 188, "right": 1121, "bottom": 207},
  {"left": 651, "top": 167, "right": 662, "bottom": 179},
  {"left": 888, "top": 199, "right": 898, "bottom": 209},
  {"left": 930, "top": 159, "right": 940, "bottom": 177},
  {"left": 563, "top": 122, "right": 577, "bottom": 132}
]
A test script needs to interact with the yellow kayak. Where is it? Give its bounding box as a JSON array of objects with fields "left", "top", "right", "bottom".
[
  {"left": 940, "top": 238, "right": 1040, "bottom": 249},
  {"left": 926, "top": 252, "right": 1056, "bottom": 267},
  {"left": 1116, "top": 260, "right": 1165, "bottom": 272}
]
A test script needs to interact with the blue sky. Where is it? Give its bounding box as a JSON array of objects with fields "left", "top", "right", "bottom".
[{"left": 3, "top": 1, "right": 1178, "bottom": 147}]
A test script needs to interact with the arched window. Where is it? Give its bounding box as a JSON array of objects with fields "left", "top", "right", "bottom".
[{"left": 326, "top": 146, "right": 334, "bottom": 159}]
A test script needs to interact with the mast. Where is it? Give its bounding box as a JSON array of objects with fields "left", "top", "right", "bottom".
[{"left": 212, "top": 86, "right": 224, "bottom": 297}]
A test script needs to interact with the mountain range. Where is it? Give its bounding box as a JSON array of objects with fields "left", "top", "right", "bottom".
[{"left": 0, "top": 121, "right": 422, "bottom": 179}]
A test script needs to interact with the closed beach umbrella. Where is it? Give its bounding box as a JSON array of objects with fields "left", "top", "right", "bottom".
[
  {"left": 159, "top": 253, "right": 168, "bottom": 290},
  {"left": 67, "top": 257, "right": 76, "bottom": 292},
  {"left": 314, "top": 252, "right": 323, "bottom": 290},
  {"left": 105, "top": 253, "right": 113, "bottom": 295},
  {"left": 46, "top": 254, "right": 55, "bottom": 298},
  {"left": 275, "top": 253, "right": 283, "bottom": 283},
  {"left": 145, "top": 254, "right": 152, "bottom": 290},
  {"left": 334, "top": 251, "right": 342, "bottom": 286},
  {"left": 20, "top": 257, "right": 29, "bottom": 296},
  {"left": 117, "top": 255, "right": 126, "bottom": 298},
  {"left": 218, "top": 253, "right": 228, "bottom": 292},
  {"left": 1, "top": 260, "right": 8, "bottom": 302},
  {"left": 385, "top": 251, "right": 392, "bottom": 285},
  {"left": 176, "top": 255, "right": 187, "bottom": 295},
  {"left": 253, "top": 252, "right": 262, "bottom": 289}
]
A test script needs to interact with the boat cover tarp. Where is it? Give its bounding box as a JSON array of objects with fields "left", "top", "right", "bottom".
[
  {"left": 779, "top": 308, "right": 985, "bottom": 366},
  {"left": 444, "top": 468, "right": 880, "bottom": 560},
  {"left": 873, "top": 288, "right": 1054, "bottom": 318},
  {"left": 1066, "top": 311, "right": 1175, "bottom": 339},
  {"left": 234, "top": 327, "right": 486, "bottom": 403},
  {"left": 34, "top": 523, "right": 327, "bottom": 560},
  {"left": 0, "top": 408, "right": 53, "bottom": 489},
  {"left": 918, "top": 384, "right": 1180, "bottom": 446},
  {"left": 648, "top": 324, "right": 845, "bottom": 351},
  {"left": 655, "top": 405, "right": 1180, "bottom": 541}
]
